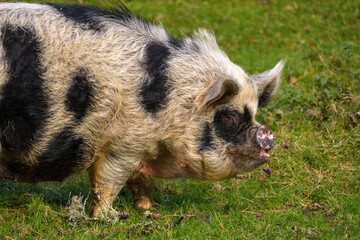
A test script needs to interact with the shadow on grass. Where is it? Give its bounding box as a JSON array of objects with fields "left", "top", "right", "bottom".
[{"left": 0, "top": 173, "right": 92, "bottom": 208}]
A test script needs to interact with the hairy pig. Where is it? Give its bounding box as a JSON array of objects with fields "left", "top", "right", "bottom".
[{"left": 0, "top": 3, "right": 284, "bottom": 216}]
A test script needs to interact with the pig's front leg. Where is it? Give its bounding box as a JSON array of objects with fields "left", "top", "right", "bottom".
[
  {"left": 127, "top": 172, "right": 154, "bottom": 209},
  {"left": 89, "top": 151, "right": 139, "bottom": 219}
]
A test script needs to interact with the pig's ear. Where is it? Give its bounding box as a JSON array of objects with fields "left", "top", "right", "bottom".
[
  {"left": 199, "top": 78, "right": 240, "bottom": 112},
  {"left": 251, "top": 60, "right": 284, "bottom": 108}
]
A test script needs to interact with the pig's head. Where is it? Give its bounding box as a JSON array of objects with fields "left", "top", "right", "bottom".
[
  {"left": 139, "top": 31, "right": 284, "bottom": 180},
  {"left": 169, "top": 30, "right": 284, "bottom": 180},
  {"left": 193, "top": 60, "right": 284, "bottom": 179}
]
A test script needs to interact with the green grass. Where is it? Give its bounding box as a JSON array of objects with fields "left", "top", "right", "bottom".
[{"left": 1, "top": 0, "right": 359, "bottom": 239}]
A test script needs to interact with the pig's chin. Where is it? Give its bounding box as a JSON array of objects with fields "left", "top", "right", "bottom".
[
  {"left": 248, "top": 151, "right": 270, "bottom": 169},
  {"left": 234, "top": 150, "right": 270, "bottom": 172},
  {"left": 257, "top": 151, "right": 270, "bottom": 163}
]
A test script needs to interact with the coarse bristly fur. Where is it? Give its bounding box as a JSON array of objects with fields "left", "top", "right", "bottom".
[{"left": 0, "top": 2, "right": 284, "bottom": 216}]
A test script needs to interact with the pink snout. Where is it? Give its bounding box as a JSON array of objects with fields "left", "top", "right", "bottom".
[{"left": 255, "top": 125, "right": 274, "bottom": 151}]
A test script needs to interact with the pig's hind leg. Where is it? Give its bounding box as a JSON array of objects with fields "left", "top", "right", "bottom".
[{"left": 127, "top": 172, "right": 155, "bottom": 210}]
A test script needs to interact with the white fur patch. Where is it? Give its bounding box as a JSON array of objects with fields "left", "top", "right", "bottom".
[{"left": 0, "top": 3, "right": 49, "bottom": 11}]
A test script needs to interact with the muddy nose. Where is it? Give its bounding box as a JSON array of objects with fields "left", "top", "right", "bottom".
[{"left": 255, "top": 125, "right": 274, "bottom": 151}]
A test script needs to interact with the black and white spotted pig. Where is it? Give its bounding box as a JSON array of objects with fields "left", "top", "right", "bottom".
[{"left": 0, "top": 3, "right": 283, "bottom": 216}]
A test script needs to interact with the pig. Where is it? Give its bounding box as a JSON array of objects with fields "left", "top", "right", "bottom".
[{"left": 0, "top": 2, "right": 284, "bottom": 218}]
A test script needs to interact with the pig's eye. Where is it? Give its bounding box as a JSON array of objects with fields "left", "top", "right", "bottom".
[
  {"left": 214, "top": 109, "right": 243, "bottom": 131},
  {"left": 213, "top": 107, "right": 253, "bottom": 145},
  {"left": 222, "top": 111, "right": 239, "bottom": 126}
]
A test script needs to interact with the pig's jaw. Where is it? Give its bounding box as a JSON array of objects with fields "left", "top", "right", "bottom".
[{"left": 232, "top": 150, "right": 271, "bottom": 172}]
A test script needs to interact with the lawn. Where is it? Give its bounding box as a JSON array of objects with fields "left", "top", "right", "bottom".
[{"left": 0, "top": 0, "right": 359, "bottom": 239}]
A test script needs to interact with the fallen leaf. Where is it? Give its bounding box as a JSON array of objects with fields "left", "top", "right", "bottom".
[
  {"left": 305, "top": 109, "right": 320, "bottom": 117},
  {"left": 284, "top": 5, "right": 294, "bottom": 10},
  {"left": 305, "top": 202, "right": 324, "bottom": 212},
  {"left": 289, "top": 74, "right": 298, "bottom": 85},
  {"left": 220, "top": 223, "right": 225, "bottom": 231},
  {"left": 349, "top": 112, "right": 360, "bottom": 123},
  {"left": 263, "top": 168, "right": 273, "bottom": 176},
  {"left": 195, "top": 213, "right": 211, "bottom": 223},
  {"left": 235, "top": 174, "right": 248, "bottom": 180},
  {"left": 284, "top": 139, "right": 291, "bottom": 149},
  {"left": 118, "top": 211, "right": 129, "bottom": 219},
  {"left": 211, "top": 182, "right": 222, "bottom": 191},
  {"left": 309, "top": 43, "right": 317, "bottom": 49}
]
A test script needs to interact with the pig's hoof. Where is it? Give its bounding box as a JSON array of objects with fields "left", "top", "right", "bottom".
[{"left": 135, "top": 199, "right": 157, "bottom": 210}]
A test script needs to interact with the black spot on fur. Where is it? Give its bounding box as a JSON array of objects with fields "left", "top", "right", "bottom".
[
  {"left": 66, "top": 69, "right": 94, "bottom": 120},
  {"left": 0, "top": 128, "right": 86, "bottom": 183},
  {"left": 35, "top": 128, "right": 86, "bottom": 182},
  {"left": 48, "top": 3, "right": 133, "bottom": 31},
  {"left": 0, "top": 25, "right": 49, "bottom": 154},
  {"left": 213, "top": 107, "right": 252, "bottom": 145},
  {"left": 140, "top": 42, "right": 172, "bottom": 114},
  {"left": 199, "top": 123, "right": 214, "bottom": 152}
]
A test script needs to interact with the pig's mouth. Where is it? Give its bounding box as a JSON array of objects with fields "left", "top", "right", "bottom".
[
  {"left": 233, "top": 143, "right": 271, "bottom": 161},
  {"left": 258, "top": 150, "right": 270, "bottom": 163},
  {"left": 246, "top": 150, "right": 270, "bottom": 168},
  {"left": 240, "top": 150, "right": 271, "bottom": 170},
  {"left": 231, "top": 147, "right": 271, "bottom": 172}
]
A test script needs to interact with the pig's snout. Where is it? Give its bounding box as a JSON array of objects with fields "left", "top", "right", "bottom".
[{"left": 255, "top": 125, "right": 274, "bottom": 151}]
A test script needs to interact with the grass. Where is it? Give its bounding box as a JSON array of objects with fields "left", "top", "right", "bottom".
[{"left": 1, "top": 0, "right": 359, "bottom": 239}]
